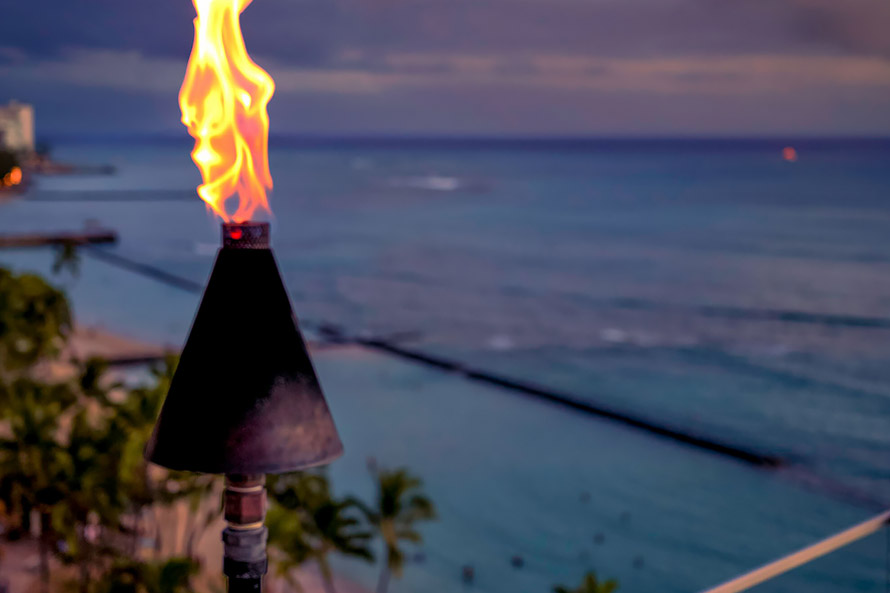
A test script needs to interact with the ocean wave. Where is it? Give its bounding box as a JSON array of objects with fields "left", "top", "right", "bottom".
[{"left": 389, "top": 175, "right": 463, "bottom": 192}]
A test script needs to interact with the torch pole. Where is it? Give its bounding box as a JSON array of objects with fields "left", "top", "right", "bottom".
[{"left": 223, "top": 475, "right": 268, "bottom": 593}]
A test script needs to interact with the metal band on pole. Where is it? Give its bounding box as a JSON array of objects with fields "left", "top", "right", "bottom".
[
  {"left": 223, "top": 475, "right": 268, "bottom": 593},
  {"left": 700, "top": 510, "right": 890, "bottom": 593}
]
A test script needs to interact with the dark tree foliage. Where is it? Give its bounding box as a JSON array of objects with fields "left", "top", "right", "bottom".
[
  {"left": 0, "top": 267, "right": 72, "bottom": 372},
  {"left": 0, "top": 149, "right": 17, "bottom": 179},
  {"left": 553, "top": 571, "right": 619, "bottom": 593},
  {"left": 267, "top": 471, "right": 374, "bottom": 593},
  {"left": 358, "top": 467, "right": 436, "bottom": 593},
  {"left": 0, "top": 263, "right": 439, "bottom": 592},
  {"left": 93, "top": 558, "right": 198, "bottom": 593},
  {"left": 0, "top": 264, "right": 213, "bottom": 592}
]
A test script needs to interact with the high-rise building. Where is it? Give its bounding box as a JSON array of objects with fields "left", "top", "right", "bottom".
[{"left": 0, "top": 101, "right": 35, "bottom": 153}]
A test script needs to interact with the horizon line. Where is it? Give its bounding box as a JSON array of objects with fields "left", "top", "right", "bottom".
[{"left": 42, "top": 132, "right": 890, "bottom": 145}]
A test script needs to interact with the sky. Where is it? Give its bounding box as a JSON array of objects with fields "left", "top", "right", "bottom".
[{"left": 1, "top": 0, "right": 889, "bottom": 137}]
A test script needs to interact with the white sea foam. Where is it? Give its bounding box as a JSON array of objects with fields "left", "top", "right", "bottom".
[
  {"left": 487, "top": 334, "right": 515, "bottom": 351},
  {"left": 390, "top": 175, "right": 462, "bottom": 191}
]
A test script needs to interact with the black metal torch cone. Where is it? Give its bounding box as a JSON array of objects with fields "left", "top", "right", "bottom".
[{"left": 144, "top": 221, "right": 343, "bottom": 474}]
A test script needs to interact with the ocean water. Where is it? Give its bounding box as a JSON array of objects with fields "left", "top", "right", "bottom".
[{"left": 2, "top": 138, "right": 890, "bottom": 592}]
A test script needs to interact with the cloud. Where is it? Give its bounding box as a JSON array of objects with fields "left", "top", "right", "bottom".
[
  {"left": 4, "top": 47, "right": 889, "bottom": 99},
  {"left": 0, "top": 48, "right": 185, "bottom": 94},
  {"left": 2, "top": 0, "right": 888, "bottom": 135},
  {"left": 783, "top": 0, "right": 890, "bottom": 56},
  {"left": 2, "top": 0, "right": 889, "bottom": 63}
]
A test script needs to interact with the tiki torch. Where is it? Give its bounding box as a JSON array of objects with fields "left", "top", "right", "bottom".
[
  {"left": 144, "top": 221, "right": 343, "bottom": 592},
  {"left": 144, "top": 1, "right": 343, "bottom": 589}
]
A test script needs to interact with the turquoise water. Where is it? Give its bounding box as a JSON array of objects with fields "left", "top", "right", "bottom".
[{"left": 2, "top": 138, "right": 890, "bottom": 591}]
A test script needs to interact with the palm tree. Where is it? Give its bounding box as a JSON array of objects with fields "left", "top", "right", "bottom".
[
  {"left": 310, "top": 497, "right": 373, "bottom": 593},
  {"left": 59, "top": 395, "right": 128, "bottom": 592},
  {"left": 266, "top": 500, "right": 312, "bottom": 593},
  {"left": 553, "top": 571, "right": 619, "bottom": 593},
  {"left": 0, "top": 356, "right": 197, "bottom": 593},
  {"left": 0, "top": 269, "right": 212, "bottom": 591},
  {"left": 0, "top": 376, "right": 78, "bottom": 593},
  {"left": 0, "top": 267, "right": 72, "bottom": 374},
  {"left": 360, "top": 467, "right": 436, "bottom": 593},
  {"left": 268, "top": 472, "right": 373, "bottom": 593}
]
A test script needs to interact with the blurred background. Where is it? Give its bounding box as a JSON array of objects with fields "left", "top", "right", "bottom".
[{"left": 1, "top": 1, "right": 890, "bottom": 592}]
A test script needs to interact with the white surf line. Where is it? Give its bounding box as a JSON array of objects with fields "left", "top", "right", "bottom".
[{"left": 700, "top": 510, "right": 890, "bottom": 593}]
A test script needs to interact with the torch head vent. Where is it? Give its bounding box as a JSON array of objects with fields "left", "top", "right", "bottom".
[
  {"left": 145, "top": 224, "right": 343, "bottom": 475},
  {"left": 223, "top": 221, "right": 270, "bottom": 250}
]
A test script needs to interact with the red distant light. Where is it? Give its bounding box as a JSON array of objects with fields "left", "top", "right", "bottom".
[{"left": 230, "top": 228, "right": 243, "bottom": 240}]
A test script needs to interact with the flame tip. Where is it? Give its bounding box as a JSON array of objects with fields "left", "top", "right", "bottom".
[{"left": 182, "top": 0, "right": 275, "bottom": 222}]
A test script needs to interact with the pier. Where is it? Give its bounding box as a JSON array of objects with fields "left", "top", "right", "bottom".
[{"left": 0, "top": 228, "right": 118, "bottom": 248}]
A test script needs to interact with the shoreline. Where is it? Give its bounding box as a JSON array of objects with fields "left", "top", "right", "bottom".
[
  {"left": 66, "top": 324, "right": 168, "bottom": 362},
  {"left": 62, "top": 324, "right": 364, "bottom": 368}
]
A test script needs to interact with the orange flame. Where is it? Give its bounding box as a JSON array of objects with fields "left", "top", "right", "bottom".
[
  {"left": 1, "top": 167, "right": 22, "bottom": 187},
  {"left": 180, "top": 0, "right": 275, "bottom": 222}
]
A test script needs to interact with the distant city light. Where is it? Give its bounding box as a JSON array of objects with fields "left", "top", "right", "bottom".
[{"left": 1, "top": 166, "right": 23, "bottom": 187}]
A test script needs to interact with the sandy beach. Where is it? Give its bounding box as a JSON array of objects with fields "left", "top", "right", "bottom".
[{"left": 66, "top": 325, "right": 168, "bottom": 361}]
